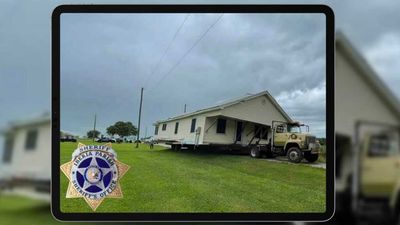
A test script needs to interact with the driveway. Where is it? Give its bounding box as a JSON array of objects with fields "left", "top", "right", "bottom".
[{"left": 263, "top": 156, "right": 326, "bottom": 169}]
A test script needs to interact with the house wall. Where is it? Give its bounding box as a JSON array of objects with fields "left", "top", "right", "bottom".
[
  {"left": 203, "top": 117, "right": 270, "bottom": 145},
  {"left": 154, "top": 115, "right": 209, "bottom": 144},
  {"left": 202, "top": 95, "right": 285, "bottom": 145},
  {"left": 203, "top": 117, "right": 236, "bottom": 144},
  {"left": 221, "top": 95, "right": 289, "bottom": 125},
  {"left": 336, "top": 47, "right": 400, "bottom": 138},
  {"left": 7, "top": 122, "right": 51, "bottom": 181}
]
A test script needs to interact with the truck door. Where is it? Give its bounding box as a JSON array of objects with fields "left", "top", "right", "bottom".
[
  {"left": 360, "top": 132, "right": 400, "bottom": 197},
  {"left": 274, "top": 124, "right": 288, "bottom": 146}
]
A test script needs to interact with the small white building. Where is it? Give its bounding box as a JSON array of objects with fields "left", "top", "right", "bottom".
[
  {"left": 0, "top": 115, "right": 51, "bottom": 201},
  {"left": 154, "top": 90, "right": 292, "bottom": 147}
]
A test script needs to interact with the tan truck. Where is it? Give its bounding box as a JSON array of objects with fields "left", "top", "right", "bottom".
[
  {"left": 336, "top": 121, "right": 400, "bottom": 224},
  {"left": 249, "top": 121, "right": 321, "bottom": 163}
]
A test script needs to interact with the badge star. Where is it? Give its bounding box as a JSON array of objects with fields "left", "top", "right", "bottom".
[{"left": 60, "top": 143, "right": 130, "bottom": 211}]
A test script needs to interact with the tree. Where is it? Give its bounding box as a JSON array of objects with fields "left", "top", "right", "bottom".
[
  {"left": 106, "top": 125, "right": 118, "bottom": 137},
  {"left": 112, "top": 121, "right": 137, "bottom": 138},
  {"left": 87, "top": 130, "right": 100, "bottom": 139}
]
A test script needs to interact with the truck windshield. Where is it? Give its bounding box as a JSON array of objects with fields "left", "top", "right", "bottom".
[{"left": 288, "top": 125, "right": 301, "bottom": 133}]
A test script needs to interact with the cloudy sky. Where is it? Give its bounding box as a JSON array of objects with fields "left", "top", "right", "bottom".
[
  {"left": 60, "top": 13, "right": 326, "bottom": 137},
  {"left": 0, "top": 0, "right": 399, "bottom": 144}
]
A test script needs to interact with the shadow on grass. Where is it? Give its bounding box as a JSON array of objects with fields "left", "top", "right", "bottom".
[{"left": 150, "top": 147, "right": 326, "bottom": 166}]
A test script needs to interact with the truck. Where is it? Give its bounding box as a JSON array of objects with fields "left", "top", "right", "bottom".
[
  {"left": 249, "top": 121, "right": 321, "bottom": 163},
  {"left": 335, "top": 120, "right": 400, "bottom": 224}
]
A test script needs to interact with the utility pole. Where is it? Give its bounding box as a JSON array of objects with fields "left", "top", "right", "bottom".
[
  {"left": 92, "top": 114, "right": 97, "bottom": 143},
  {"left": 145, "top": 126, "right": 147, "bottom": 139},
  {"left": 136, "top": 87, "right": 144, "bottom": 148},
  {"left": 184, "top": 104, "right": 187, "bottom": 113}
]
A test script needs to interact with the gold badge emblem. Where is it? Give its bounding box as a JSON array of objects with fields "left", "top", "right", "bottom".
[{"left": 60, "top": 143, "right": 130, "bottom": 211}]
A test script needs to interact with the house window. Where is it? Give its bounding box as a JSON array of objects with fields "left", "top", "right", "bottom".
[
  {"left": 190, "top": 118, "right": 196, "bottom": 133},
  {"left": 162, "top": 124, "right": 167, "bottom": 131},
  {"left": 216, "top": 118, "right": 226, "bottom": 134},
  {"left": 155, "top": 126, "right": 159, "bottom": 135},
  {"left": 174, "top": 122, "right": 179, "bottom": 134},
  {"left": 2, "top": 136, "right": 14, "bottom": 163},
  {"left": 254, "top": 125, "right": 268, "bottom": 140},
  {"left": 25, "top": 129, "right": 38, "bottom": 150}
]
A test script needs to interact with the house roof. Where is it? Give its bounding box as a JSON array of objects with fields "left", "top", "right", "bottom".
[
  {"left": 336, "top": 31, "right": 400, "bottom": 120},
  {"left": 155, "top": 90, "right": 292, "bottom": 124}
]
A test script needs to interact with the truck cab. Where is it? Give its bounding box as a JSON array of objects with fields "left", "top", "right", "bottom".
[
  {"left": 355, "top": 130, "right": 400, "bottom": 222},
  {"left": 336, "top": 121, "right": 400, "bottom": 224}
]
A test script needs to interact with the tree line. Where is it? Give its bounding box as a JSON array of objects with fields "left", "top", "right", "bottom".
[{"left": 87, "top": 121, "right": 138, "bottom": 139}]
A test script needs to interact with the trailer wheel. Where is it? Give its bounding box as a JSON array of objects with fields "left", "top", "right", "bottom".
[
  {"left": 250, "top": 147, "right": 261, "bottom": 158},
  {"left": 287, "top": 147, "right": 303, "bottom": 163},
  {"left": 304, "top": 152, "right": 319, "bottom": 163}
]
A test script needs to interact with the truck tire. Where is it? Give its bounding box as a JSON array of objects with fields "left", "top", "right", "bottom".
[
  {"left": 287, "top": 147, "right": 303, "bottom": 163},
  {"left": 304, "top": 152, "right": 319, "bottom": 163},
  {"left": 250, "top": 147, "right": 261, "bottom": 158}
]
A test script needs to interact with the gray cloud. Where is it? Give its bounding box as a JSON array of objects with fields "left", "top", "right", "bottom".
[
  {"left": 60, "top": 13, "right": 326, "bottom": 137},
  {"left": 1, "top": 0, "right": 400, "bottom": 142}
]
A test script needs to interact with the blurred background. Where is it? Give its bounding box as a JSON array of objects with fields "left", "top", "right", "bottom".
[{"left": 1, "top": 0, "right": 399, "bottom": 224}]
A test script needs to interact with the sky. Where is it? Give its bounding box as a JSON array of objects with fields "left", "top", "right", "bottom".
[
  {"left": 0, "top": 0, "right": 399, "bottom": 146},
  {"left": 60, "top": 13, "right": 326, "bottom": 138}
]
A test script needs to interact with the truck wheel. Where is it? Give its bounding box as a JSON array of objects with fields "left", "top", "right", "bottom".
[
  {"left": 287, "top": 147, "right": 303, "bottom": 163},
  {"left": 304, "top": 152, "right": 319, "bottom": 163},
  {"left": 250, "top": 147, "right": 261, "bottom": 158}
]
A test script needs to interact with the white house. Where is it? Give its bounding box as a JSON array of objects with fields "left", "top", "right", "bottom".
[
  {"left": 0, "top": 115, "right": 51, "bottom": 201},
  {"left": 154, "top": 90, "right": 292, "bottom": 147}
]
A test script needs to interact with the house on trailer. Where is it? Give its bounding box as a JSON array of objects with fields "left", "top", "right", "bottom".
[
  {"left": 0, "top": 115, "right": 51, "bottom": 201},
  {"left": 154, "top": 90, "right": 292, "bottom": 149}
]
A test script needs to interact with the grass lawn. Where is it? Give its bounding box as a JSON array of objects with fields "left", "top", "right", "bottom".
[
  {"left": 0, "top": 195, "right": 54, "bottom": 225},
  {"left": 0, "top": 194, "right": 133, "bottom": 225},
  {"left": 60, "top": 140, "right": 326, "bottom": 213},
  {"left": 318, "top": 145, "right": 327, "bottom": 163}
]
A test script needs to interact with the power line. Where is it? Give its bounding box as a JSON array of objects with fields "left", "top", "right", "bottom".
[
  {"left": 147, "top": 14, "right": 224, "bottom": 92},
  {"left": 143, "top": 14, "right": 190, "bottom": 88}
]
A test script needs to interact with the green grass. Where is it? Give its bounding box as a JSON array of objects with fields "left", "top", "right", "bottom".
[
  {"left": 318, "top": 145, "right": 327, "bottom": 163},
  {"left": 0, "top": 194, "right": 94, "bottom": 225},
  {"left": 0, "top": 195, "right": 53, "bottom": 225},
  {"left": 60, "top": 140, "right": 326, "bottom": 213},
  {"left": 0, "top": 194, "right": 134, "bottom": 225}
]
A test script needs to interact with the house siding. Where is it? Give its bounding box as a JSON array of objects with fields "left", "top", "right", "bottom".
[
  {"left": 155, "top": 115, "right": 207, "bottom": 144},
  {"left": 221, "top": 95, "right": 288, "bottom": 125},
  {"left": 336, "top": 47, "right": 400, "bottom": 137},
  {"left": 8, "top": 122, "right": 51, "bottom": 181},
  {"left": 203, "top": 118, "right": 270, "bottom": 145}
]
